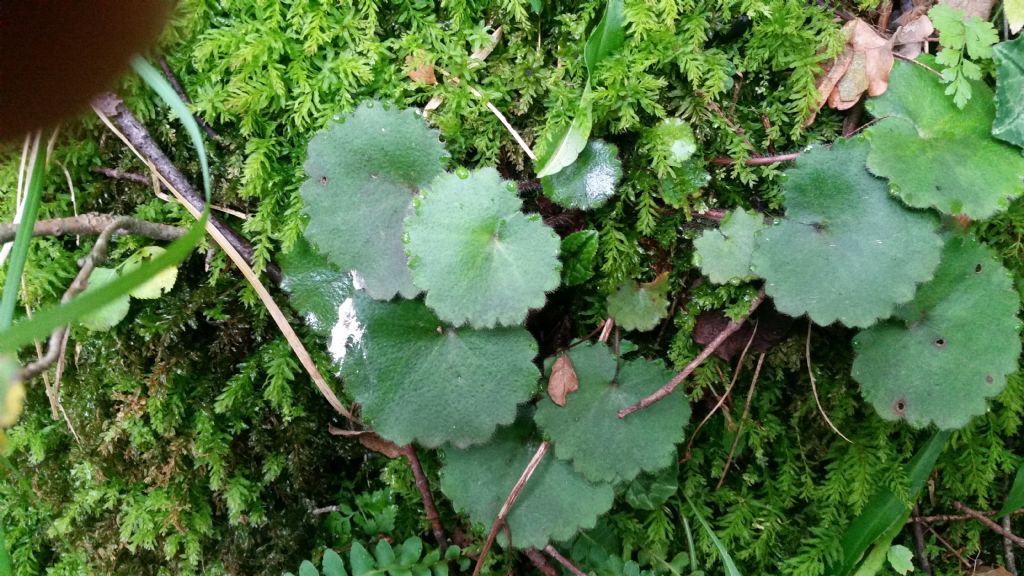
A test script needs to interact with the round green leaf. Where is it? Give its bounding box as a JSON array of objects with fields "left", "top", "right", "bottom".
[
  {"left": 301, "top": 101, "right": 447, "bottom": 300},
  {"left": 279, "top": 238, "right": 353, "bottom": 336},
  {"left": 993, "top": 36, "right": 1024, "bottom": 149},
  {"left": 693, "top": 209, "right": 765, "bottom": 285},
  {"left": 337, "top": 294, "right": 539, "bottom": 448},
  {"left": 122, "top": 246, "right": 178, "bottom": 300},
  {"left": 541, "top": 139, "right": 622, "bottom": 210},
  {"left": 534, "top": 344, "right": 690, "bottom": 484},
  {"left": 752, "top": 139, "right": 943, "bottom": 328},
  {"left": 606, "top": 273, "right": 671, "bottom": 332},
  {"left": 852, "top": 235, "right": 1021, "bottom": 429},
  {"left": 865, "top": 58, "right": 1024, "bottom": 218},
  {"left": 650, "top": 118, "right": 697, "bottom": 166},
  {"left": 78, "top": 267, "right": 131, "bottom": 331},
  {"left": 405, "top": 168, "right": 562, "bottom": 328},
  {"left": 440, "top": 418, "right": 615, "bottom": 549}
]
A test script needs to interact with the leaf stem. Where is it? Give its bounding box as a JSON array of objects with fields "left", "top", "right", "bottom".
[{"left": 401, "top": 445, "right": 447, "bottom": 553}]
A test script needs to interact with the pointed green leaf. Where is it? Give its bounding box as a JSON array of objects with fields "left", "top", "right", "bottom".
[
  {"left": 865, "top": 58, "right": 1024, "bottom": 218},
  {"left": 322, "top": 549, "right": 347, "bottom": 576},
  {"left": 440, "top": 419, "right": 615, "bottom": 549},
  {"left": 998, "top": 461, "right": 1024, "bottom": 518},
  {"left": 852, "top": 235, "right": 1020, "bottom": 429},
  {"left": 299, "top": 560, "right": 320, "bottom": 576},
  {"left": 535, "top": 103, "right": 594, "bottom": 179},
  {"left": 279, "top": 238, "right": 353, "bottom": 336},
  {"left": 541, "top": 139, "right": 622, "bottom": 210},
  {"left": 607, "top": 273, "right": 671, "bottom": 332},
  {"left": 374, "top": 540, "right": 396, "bottom": 566},
  {"left": 337, "top": 295, "right": 539, "bottom": 448},
  {"left": 397, "top": 537, "right": 422, "bottom": 565},
  {"left": 535, "top": 344, "right": 690, "bottom": 484},
  {"left": 301, "top": 101, "right": 447, "bottom": 299},
  {"left": 752, "top": 140, "right": 943, "bottom": 328},
  {"left": 78, "top": 268, "right": 131, "bottom": 331},
  {"left": 993, "top": 36, "right": 1024, "bottom": 149},
  {"left": 686, "top": 497, "right": 742, "bottom": 576},
  {"left": 349, "top": 542, "right": 376, "bottom": 576},
  {"left": 1007, "top": 0, "right": 1024, "bottom": 35},
  {"left": 693, "top": 209, "right": 765, "bottom": 285},
  {"left": 560, "top": 229, "right": 600, "bottom": 286},
  {"left": 121, "top": 246, "right": 178, "bottom": 300},
  {"left": 405, "top": 168, "right": 561, "bottom": 328},
  {"left": 584, "top": 0, "right": 626, "bottom": 76}
]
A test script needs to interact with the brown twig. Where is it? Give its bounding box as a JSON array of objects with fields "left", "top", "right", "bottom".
[
  {"left": 954, "top": 501, "right": 1024, "bottom": 547},
  {"left": 683, "top": 321, "right": 759, "bottom": 461},
  {"left": 1006, "top": 513, "right": 1018, "bottom": 575},
  {"left": 92, "top": 166, "right": 155, "bottom": 186},
  {"left": 473, "top": 441, "right": 551, "bottom": 576},
  {"left": 311, "top": 505, "right": 341, "bottom": 515},
  {"left": 926, "top": 525, "right": 972, "bottom": 569},
  {"left": 806, "top": 320, "right": 852, "bottom": 443},
  {"left": 911, "top": 505, "right": 933, "bottom": 575},
  {"left": 710, "top": 152, "right": 801, "bottom": 166},
  {"left": 157, "top": 56, "right": 225, "bottom": 144},
  {"left": 0, "top": 213, "right": 185, "bottom": 245},
  {"left": 544, "top": 545, "right": 588, "bottom": 576},
  {"left": 893, "top": 53, "right": 944, "bottom": 77},
  {"left": 90, "top": 92, "right": 280, "bottom": 283},
  {"left": 402, "top": 445, "right": 447, "bottom": 553},
  {"left": 524, "top": 549, "right": 559, "bottom": 576},
  {"left": 716, "top": 352, "right": 766, "bottom": 487},
  {"left": 618, "top": 288, "right": 766, "bottom": 418}
]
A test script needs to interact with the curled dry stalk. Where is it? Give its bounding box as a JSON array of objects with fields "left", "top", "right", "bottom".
[
  {"left": 716, "top": 352, "right": 766, "bottom": 488},
  {"left": 806, "top": 320, "right": 852, "bottom": 443}
]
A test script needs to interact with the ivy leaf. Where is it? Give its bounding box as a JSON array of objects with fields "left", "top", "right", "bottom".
[
  {"left": 865, "top": 58, "right": 1024, "bottom": 218},
  {"left": 122, "top": 246, "right": 177, "bottom": 299},
  {"left": 993, "top": 36, "right": 1024, "bottom": 149},
  {"left": 337, "top": 295, "right": 539, "bottom": 448},
  {"left": 852, "top": 235, "right": 1021, "bottom": 429},
  {"left": 541, "top": 139, "right": 622, "bottom": 210},
  {"left": 606, "top": 273, "right": 672, "bottom": 331},
  {"left": 693, "top": 209, "right": 765, "bottom": 285},
  {"left": 279, "top": 238, "right": 353, "bottom": 337},
  {"left": 535, "top": 101, "right": 593, "bottom": 179},
  {"left": 79, "top": 267, "right": 131, "bottom": 331},
  {"left": 561, "top": 229, "right": 599, "bottom": 286},
  {"left": 440, "top": 418, "right": 615, "bottom": 549},
  {"left": 584, "top": 0, "right": 626, "bottom": 76},
  {"left": 301, "top": 101, "right": 447, "bottom": 300},
  {"left": 405, "top": 168, "right": 562, "bottom": 328},
  {"left": 534, "top": 344, "right": 691, "bottom": 484},
  {"left": 752, "top": 140, "right": 943, "bottom": 328}
]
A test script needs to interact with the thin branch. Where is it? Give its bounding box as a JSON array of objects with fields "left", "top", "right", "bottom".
[
  {"left": 954, "top": 501, "right": 1024, "bottom": 547},
  {"left": 473, "top": 441, "right": 551, "bottom": 576},
  {"left": 0, "top": 213, "right": 185, "bottom": 244},
  {"left": 716, "top": 352, "right": 766, "bottom": 488},
  {"left": 911, "top": 505, "right": 933, "bottom": 575},
  {"left": 401, "top": 445, "right": 447, "bottom": 552},
  {"left": 1004, "top": 513, "right": 1018, "bottom": 575},
  {"left": 91, "top": 166, "right": 152, "bottom": 186},
  {"left": 684, "top": 321, "right": 759, "bottom": 461},
  {"left": 544, "top": 545, "right": 588, "bottom": 576},
  {"left": 806, "top": 320, "right": 852, "bottom": 443},
  {"left": 710, "top": 152, "right": 801, "bottom": 166},
  {"left": 524, "top": 549, "right": 559, "bottom": 576},
  {"left": 157, "top": 56, "right": 225, "bottom": 144},
  {"left": 619, "top": 288, "right": 766, "bottom": 418},
  {"left": 926, "top": 525, "right": 972, "bottom": 569},
  {"left": 90, "top": 92, "right": 280, "bottom": 283},
  {"left": 893, "top": 53, "right": 944, "bottom": 77},
  {"left": 311, "top": 505, "right": 341, "bottom": 515}
]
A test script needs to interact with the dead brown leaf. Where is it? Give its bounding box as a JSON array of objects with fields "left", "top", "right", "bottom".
[
  {"left": 808, "top": 19, "right": 895, "bottom": 124},
  {"left": 406, "top": 54, "right": 437, "bottom": 85},
  {"left": 974, "top": 567, "right": 1013, "bottom": 576},
  {"left": 939, "top": 0, "right": 995, "bottom": 20},
  {"left": 547, "top": 352, "right": 579, "bottom": 407},
  {"left": 892, "top": 14, "right": 934, "bottom": 59}
]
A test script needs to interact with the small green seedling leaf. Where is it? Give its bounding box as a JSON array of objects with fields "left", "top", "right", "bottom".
[
  {"left": 693, "top": 209, "right": 765, "bottom": 285},
  {"left": 752, "top": 139, "right": 943, "bottom": 328},
  {"left": 535, "top": 343, "right": 690, "bottom": 484},
  {"left": 440, "top": 418, "right": 615, "bottom": 549},
  {"left": 887, "top": 545, "right": 915, "bottom": 575},
  {"left": 649, "top": 118, "right": 697, "bottom": 167},
  {"left": 535, "top": 102, "right": 594, "bottom": 179},
  {"left": 349, "top": 542, "right": 375, "bottom": 576},
  {"left": 993, "top": 36, "right": 1024, "bottom": 149},
  {"left": 561, "top": 229, "right": 599, "bottom": 286},
  {"left": 584, "top": 0, "right": 626, "bottom": 76},
  {"left": 337, "top": 295, "right": 539, "bottom": 448},
  {"left": 606, "top": 273, "right": 672, "bottom": 331},
  {"left": 405, "top": 168, "right": 561, "bottom": 328},
  {"left": 78, "top": 268, "right": 131, "bottom": 331},
  {"left": 853, "top": 235, "right": 1020, "bottom": 429},
  {"left": 298, "top": 560, "right": 319, "bottom": 576},
  {"left": 322, "top": 549, "right": 347, "bottom": 576},
  {"left": 301, "top": 101, "right": 447, "bottom": 300},
  {"left": 623, "top": 461, "right": 679, "bottom": 510},
  {"left": 541, "top": 139, "right": 622, "bottom": 210},
  {"left": 930, "top": 4, "right": 999, "bottom": 108},
  {"left": 279, "top": 238, "right": 353, "bottom": 336},
  {"left": 865, "top": 58, "right": 1024, "bottom": 218},
  {"left": 121, "top": 246, "right": 178, "bottom": 299}
]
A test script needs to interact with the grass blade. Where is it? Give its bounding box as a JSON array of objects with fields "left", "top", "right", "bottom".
[
  {"left": 0, "top": 134, "right": 45, "bottom": 329},
  {"left": 686, "top": 495, "right": 742, "bottom": 576}
]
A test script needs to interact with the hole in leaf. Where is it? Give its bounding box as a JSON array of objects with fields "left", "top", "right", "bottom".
[
  {"left": 975, "top": 263, "right": 983, "bottom": 273},
  {"left": 934, "top": 338, "right": 946, "bottom": 348},
  {"left": 319, "top": 175, "right": 328, "bottom": 186},
  {"left": 986, "top": 374, "right": 994, "bottom": 384},
  {"left": 894, "top": 399, "right": 907, "bottom": 416}
]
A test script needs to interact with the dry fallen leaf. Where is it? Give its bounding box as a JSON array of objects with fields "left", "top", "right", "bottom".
[
  {"left": 892, "top": 14, "right": 934, "bottom": 59},
  {"left": 808, "top": 19, "right": 894, "bottom": 124},
  {"left": 406, "top": 54, "right": 437, "bottom": 85},
  {"left": 547, "top": 352, "right": 580, "bottom": 407},
  {"left": 974, "top": 567, "right": 1013, "bottom": 576},
  {"left": 939, "top": 0, "right": 996, "bottom": 20}
]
